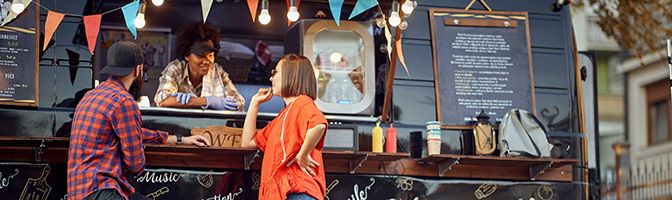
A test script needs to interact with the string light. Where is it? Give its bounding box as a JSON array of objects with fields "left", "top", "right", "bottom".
[
  {"left": 401, "top": 0, "right": 416, "bottom": 15},
  {"left": 287, "top": 0, "right": 300, "bottom": 22},
  {"left": 11, "top": 0, "right": 25, "bottom": 14},
  {"left": 388, "top": 1, "right": 401, "bottom": 27},
  {"left": 259, "top": 0, "right": 271, "bottom": 25},
  {"left": 151, "top": 0, "right": 163, "bottom": 7},
  {"left": 134, "top": 2, "right": 147, "bottom": 28}
]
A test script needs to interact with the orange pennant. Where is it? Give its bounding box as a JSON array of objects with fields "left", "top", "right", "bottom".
[
  {"left": 83, "top": 14, "right": 102, "bottom": 55},
  {"left": 247, "top": 0, "right": 259, "bottom": 22},
  {"left": 43, "top": 11, "right": 65, "bottom": 51},
  {"left": 395, "top": 37, "right": 411, "bottom": 78}
]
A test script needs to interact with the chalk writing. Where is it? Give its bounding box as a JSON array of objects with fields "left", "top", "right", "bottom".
[
  {"left": 136, "top": 171, "right": 182, "bottom": 183},
  {"left": 201, "top": 188, "right": 243, "bottom": 200},
  {"left": 0, "top": 168, "right": 19, "bottom": 189},
  {"left": 347, "top": 178, "right": 375, "bottom": 200}
]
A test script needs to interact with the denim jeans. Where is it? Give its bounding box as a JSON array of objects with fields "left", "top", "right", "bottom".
[{"left": 286, "top": 193, "right": 316, "bottom": 200}]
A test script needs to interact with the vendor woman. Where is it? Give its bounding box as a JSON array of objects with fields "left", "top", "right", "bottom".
[{"left": 154, "top": 22, "right": 245, "bottom": 111}]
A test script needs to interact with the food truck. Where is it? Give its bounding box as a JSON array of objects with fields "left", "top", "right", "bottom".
[{"left": 0, "top": 0, "right": 597, "bottom": 199}]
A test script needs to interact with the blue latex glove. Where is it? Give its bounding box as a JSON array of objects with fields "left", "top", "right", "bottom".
[
  {"left": 171, "top": 92, "right": 196, "bottom": 105},
  {"left": 205, "top": 96, "right": 240, "bottom": 110}
]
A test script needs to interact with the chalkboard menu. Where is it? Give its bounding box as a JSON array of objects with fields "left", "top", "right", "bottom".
[
  {"left": 0, "top": 163, "right": 573, "bottom": 199},
  {"left": 429, "top": 8, "right": 535, "bottom": 128},
  {"left": 0, "top": 3, "right": 39, "bottom": 106}
]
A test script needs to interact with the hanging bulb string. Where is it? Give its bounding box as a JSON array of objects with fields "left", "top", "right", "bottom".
[{"left": 30, "top": 0, "right": 130, "bottom": 18}]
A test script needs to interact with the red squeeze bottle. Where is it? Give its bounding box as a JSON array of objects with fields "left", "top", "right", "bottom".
[{"left": 386, "top": 123, "right": 397, "bottom": 153}]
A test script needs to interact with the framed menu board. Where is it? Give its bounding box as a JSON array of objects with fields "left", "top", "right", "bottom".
[
  {"left": 429, "top": 8, "right": 536, "bottom": 129},
  {"left": 0, "top": 2, "right": 39, "bottom": 106}
]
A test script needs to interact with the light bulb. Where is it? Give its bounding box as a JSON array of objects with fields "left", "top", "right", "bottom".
[
  {"left": 329, "top": 52, "right": 343, "bottom": 63},
  {"left": 389, "top": 11, "right": 401, "bottom": 27},
  {"left": 152, "top": 0, "right": 164, "bottom": 6},
  {"left": 135, "top": 13, "right": 146, "bottom": 28},
  {"left": 375, "top": 17, "right": 386, "bottom": 28},
  {"left": 287, "top": 6, "right": 300, "bottom": 22},
  {"left": 399, "top": 20, "right": 408, "bottom": 30},
  {"left": 259, "top": 9, "right": 271, "bottom": 25},
  {"left": 401, "top": 0, "right": 415, "bottom": 15},
  {"left": 10, "top": 0, "right": 25, "bottom": 14}
]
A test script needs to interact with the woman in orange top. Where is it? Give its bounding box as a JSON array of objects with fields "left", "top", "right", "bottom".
[{"left": 242, "top": 54, "right": 328, "bottom": 200}]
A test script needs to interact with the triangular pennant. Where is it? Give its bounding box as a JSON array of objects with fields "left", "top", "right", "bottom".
[
  {"left": 247, "top": 0, "right": 259, "bottom": 22},
  {"left": 384, "top": 23, "right": 392, "bottom": 60},
  {"left": 328, "top": 0, "right": 344, "bottom": 26},
  {"left": 43, "top": 11, "right": 65, "bottom": 51},
  {"left": 395, "top": 38, "right": 411, "bottom": 78},
  {"left": 121, "top": 0, "right": 140, "bottom": 39},
  {"left": 201, "top": 0, "right": 214, "bottom": 23},
  {"left": 83, "top": 14, "right": 102, "bottom": 55},
  {"left": 2, "top": 0, "right": 31, "bottom": 26},
  {"left": 348, "top": 0, "right": 378, "bottom": 20},
  {"left": 66, "top": 49, "right": 80, "bottom": 85}
]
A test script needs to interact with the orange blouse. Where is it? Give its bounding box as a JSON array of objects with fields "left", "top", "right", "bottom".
[{"left": 254, "top": 95, "right": 328, "bottom": 200}]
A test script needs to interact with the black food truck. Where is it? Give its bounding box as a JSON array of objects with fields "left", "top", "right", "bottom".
[{"left": 0, "top": 0, "right": 597, "bottom": 199}]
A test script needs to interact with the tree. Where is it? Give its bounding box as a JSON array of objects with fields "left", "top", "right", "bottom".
[{"left": 577, "top": 0, "right": 672, "bottom": 57}]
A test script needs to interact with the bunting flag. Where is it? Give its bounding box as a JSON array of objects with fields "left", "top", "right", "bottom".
[
  {"left": 247, "top": 0, "right": 259, "bottom": 22},
  {"left": 201, "top": 0, "right": 214, "bottom": 23},
  {"left": 348, "top": 0, "right": 377, "bottom": 20},
  {"left": 384, "top": 23, "right": 392, "bottom": 60},
  {"left": 2, "top": 0, "right": 32, "bottom": 26},
  {"left": 328, "top": 0, "right": 344, "bottom": 26},
  {"left": 121, "top": 0, "right": 140, "bottom": 39},
  {"left": 83, "top": 14, "right": 102, "bottom": 55},
  {"left": 42, "top": 11, "right": 64, "bottom": 51},
  {"left": 395, "top": 38, "right": 411, "bottom": 78},
  {"left": 66, "top": 49, "right": 80, "bottom": 84}
]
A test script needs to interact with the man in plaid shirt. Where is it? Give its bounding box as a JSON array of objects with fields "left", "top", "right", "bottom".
[
  {"left": 154, "top": 22, "right": 245, "bottom": 111},
  {"left": 68, "top": 42, "right": 211, "bottom": 200}
]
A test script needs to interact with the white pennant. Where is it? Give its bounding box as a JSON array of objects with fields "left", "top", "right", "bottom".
[
  {"left": 384, "top": 23, "right": 393, "bottom": 60},
  {"left": 201, "top": 0, "right": 214, "bottom": 23}
]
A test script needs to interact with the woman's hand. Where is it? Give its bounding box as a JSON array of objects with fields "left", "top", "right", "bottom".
[
  {"left": 251, "top": 88, "right": 273, "bottom": 106},
  {"left": 286, "top": 153, "right": 320, "bottom": 177}
]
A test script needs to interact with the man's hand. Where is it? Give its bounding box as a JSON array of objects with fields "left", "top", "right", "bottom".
[
  {"left": 205, "top": 96, "right": 240, "bottom": 110},
  {"left": 251, "top": 88, "right": 273, "bottom": 106},
  {"left": 182, "top": 135, "right": 211, "bottom": 147},
  {"left": 286, "top": 153, "right": 320, "bottom": 177},
  {"left": 171, "top": 92, "right": 197, "bottom": 105}
]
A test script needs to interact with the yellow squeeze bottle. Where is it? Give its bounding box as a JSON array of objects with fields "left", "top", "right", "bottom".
[{"left": 372, "top": 121, "right": 383, "bottom": 153}]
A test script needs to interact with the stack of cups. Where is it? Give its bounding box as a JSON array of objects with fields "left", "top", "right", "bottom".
[{"left": 426, "top": 121, "right": 441, "bottom": 155}]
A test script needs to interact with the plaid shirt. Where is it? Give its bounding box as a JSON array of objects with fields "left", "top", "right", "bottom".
[
  {"left": 68, "top": 77, "right": 168, "bottom": 200},
  {"left": 154, "top": 59, "right": 246, "bottom": 111}
]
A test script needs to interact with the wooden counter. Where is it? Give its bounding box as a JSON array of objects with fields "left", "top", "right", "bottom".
[{"left": 0, "top": 137, "right": 576, "bottom": 182}]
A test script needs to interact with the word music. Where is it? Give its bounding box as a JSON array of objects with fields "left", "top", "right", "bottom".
[{"left": 136, "top": 172, "right": 182, "bottom": 183}]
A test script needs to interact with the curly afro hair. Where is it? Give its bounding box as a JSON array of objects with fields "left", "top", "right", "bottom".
[{"left": 176, "top": 22, "right": 221, "bottom": 58}]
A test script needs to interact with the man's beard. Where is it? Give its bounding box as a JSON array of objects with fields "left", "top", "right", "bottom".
[{"left": 128, "top": 75, "right": 143, "bottom": 101}]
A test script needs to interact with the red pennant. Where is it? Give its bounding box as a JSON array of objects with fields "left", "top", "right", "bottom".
[
  {"left": 247, "top": 0, "right": 259, "bottom": 22},
  {"left": 43, "top": 11, "right": 65, "bottom": 51},
  {"left": 83, "top": 14, "right": 102, "bottom": 55}
]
